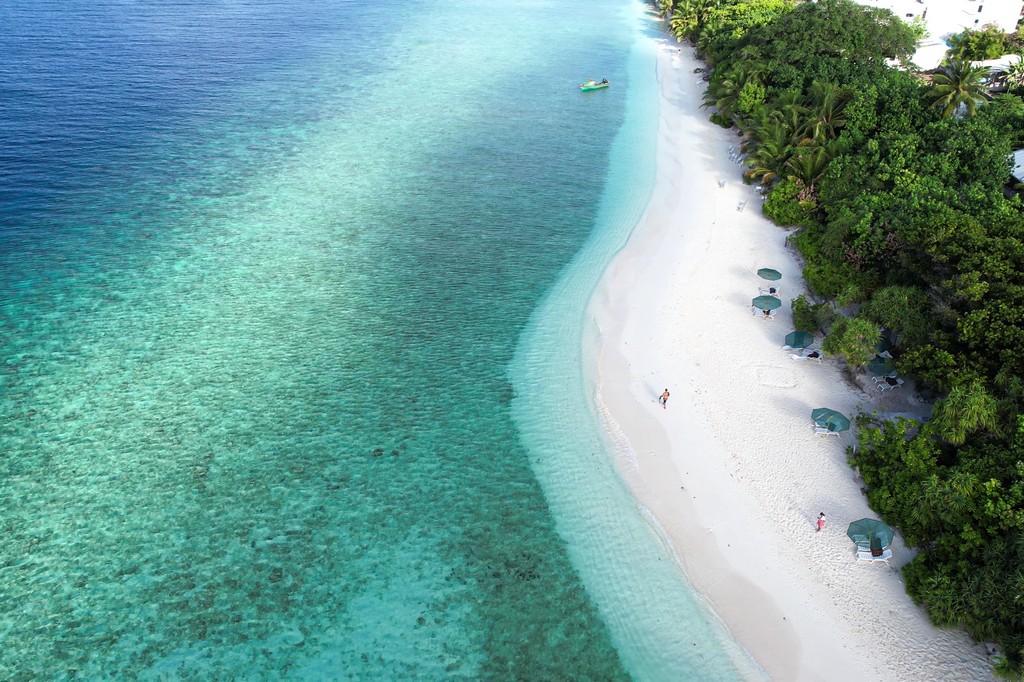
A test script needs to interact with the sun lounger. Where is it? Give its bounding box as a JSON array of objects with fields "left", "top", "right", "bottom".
[
  {"left": 790, "top": 349, "right": 823, "bottom": 363},
  {"left": 872, "top": 373, "right": 897, "bottom": 382},
  {"left": 878, "top": 377, "right": 904, "bottom": 391},
  {"left": 814, "top": 426, "right": 841, "bottom": 437},
  {"left": 856, "top": 548, "right": 892, "bottom": 564}
]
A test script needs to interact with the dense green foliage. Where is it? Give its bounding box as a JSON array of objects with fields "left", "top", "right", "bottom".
[
  {"left": 663, "top": 0, "right": 1024, "bottom": 675},
  {"left": 821, "top": 315, "right": 879, "bottom": 366},
  {"left": 948, "top": 25, "right": 1018, "bottom": 62},
  {"left": 927, "top": 59, "right": 992, "bottom": 118}
]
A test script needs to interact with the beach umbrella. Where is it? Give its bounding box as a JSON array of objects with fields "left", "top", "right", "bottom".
[
  {"left": 757, "top": 268, "right": 782, "bottom": 281},
  {"left": 865, "top": 355, "right": 894, "bottom": 376},
  {"left": 846, "top": 518, "right": 894, "bottom": 551},
  {"left": 811, "top": 407, "right": 850, "bottom": 433},
  {"left": 785, "top": 331, "right": 814, "bottom": 349},
  {"left": 752, "top": 295, "right": 782, "bottom": 311}
]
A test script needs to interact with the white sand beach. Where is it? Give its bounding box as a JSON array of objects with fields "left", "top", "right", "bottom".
[{"left": 587, "top": 42, "right": 997, "bottom": 681}]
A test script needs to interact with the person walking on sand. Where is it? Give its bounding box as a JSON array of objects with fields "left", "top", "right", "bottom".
[
  {"left": 659, "top": 389, "right": 670, "bottom": 409},
  {"left": 816, "top": 512, "right": 826, "bottom": 532}
]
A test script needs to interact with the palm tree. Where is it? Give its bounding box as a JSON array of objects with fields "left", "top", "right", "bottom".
[
  {"left": 931, "top": 379, "right": 1000, "bottom": 445},
  {"left": 1004, "top": 59, "right": 1024, "bottom": 92},
  {"left": 743, "top": 131, "right": 791, "bottom": 185},
  {"left": 944, "top": 470, "right": 981, "bottom": 520},
  {"left": 783, "top": 138, "right": 849, "bottom": 200},
  {"left": 702, "top": 80, "right": 739, "bottom": 121},
  {"left": 772, "top": 89, "right": 809, "bottom": 135},
  {"left": 918, "top": 473, "right": 951, "bottom": 533},
  {"left": 820, "top": 315, "right": 880, "bottom": 366},
  {"left": 784, "top": 145, "right": 831, "bottom": 199},
  {"left": 908, "top": 479, "right": 941, "bottom": 537},
  {"left": 668, "top": 0, "right": 716, "bottom": 42},
  {"left": 927, "top": 59, "right": 991, "bottom": 118},
  {"left": 741, "top": 90, "right": 809, "bottom": 152},
  {"left": 739, "top": 111, "right": 801, "bottom": 184},
  {"left": 802, "top": 80, "right": 849, "bottom": 142},
  {"left": 701, "top": 69, "right": 744, "bottom": 120}
]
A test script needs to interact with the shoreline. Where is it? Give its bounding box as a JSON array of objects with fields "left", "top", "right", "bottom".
[{"left": 587, "top": 41, "right": 995, "bottom": 681}]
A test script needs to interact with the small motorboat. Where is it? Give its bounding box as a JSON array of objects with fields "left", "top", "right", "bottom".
[{"left": 579, "top": 78, "right": 610, "bottom": 91}]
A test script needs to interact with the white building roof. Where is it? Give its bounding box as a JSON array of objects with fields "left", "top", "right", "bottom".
[
  {"left": 911, "top": 41, "right": 951, "bottom": 70},
  {"left": 972, "top": 53, "right": 1022, "bottom": 72},
  {"left": 1011, "top": 149, "right": 1024, "bottom": 182},
  {"left": 856, "top": 0, "right": 1024, "bottom": 69}
]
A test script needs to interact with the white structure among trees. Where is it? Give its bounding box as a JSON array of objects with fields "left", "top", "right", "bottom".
[{"left": 857, "top": 0, "right": 1024, "bottom": 68}]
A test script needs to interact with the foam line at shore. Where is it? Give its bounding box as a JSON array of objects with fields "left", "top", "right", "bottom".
[{"left": 587, "top": 40, "right": 996, "bottom": 681}]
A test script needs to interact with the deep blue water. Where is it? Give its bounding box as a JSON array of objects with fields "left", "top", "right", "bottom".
[{"left": 0, "top": 0, "right": 753, "bottom": 678}]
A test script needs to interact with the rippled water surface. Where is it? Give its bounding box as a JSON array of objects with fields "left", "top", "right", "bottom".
[{"left": 0, "top": 0, "right": 754, "bottom": 678}]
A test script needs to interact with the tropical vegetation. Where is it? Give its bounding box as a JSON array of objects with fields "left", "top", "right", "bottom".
[
  {"left": 656, "top": 0, "right": 1024, "bottom": 676},
  {"left": 948, "top": 23, "right": 1023, "bottom": 62}
]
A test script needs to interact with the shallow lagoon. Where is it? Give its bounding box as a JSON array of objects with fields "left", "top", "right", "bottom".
[{"left": 0, "top": 0, "right": 750, "bottom": 677}]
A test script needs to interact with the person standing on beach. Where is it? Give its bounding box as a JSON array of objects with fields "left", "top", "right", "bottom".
[
  {"left": 659, "top": 389, "right": 670, "bottom": 409},
  {"left": 816, "top": 512, "right": 826, "bottom": 532}
]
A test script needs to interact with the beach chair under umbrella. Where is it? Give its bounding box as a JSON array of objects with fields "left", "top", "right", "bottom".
[
  {"left": 847, "top": 518, "right": 894, "bottom": 551},
  {"left": 752, "top": 295, "right": 782, "bottom": 311},
  {"left": 784, "top": 331, "right": 814, "bottom": 349},
  {"left": 811, "top": 407, "right": 850, "bottom": 433}
]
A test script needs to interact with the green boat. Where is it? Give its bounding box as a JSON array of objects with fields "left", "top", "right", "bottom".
[{"left": 580, "top": 79, "right": 609, "bottom": 91}]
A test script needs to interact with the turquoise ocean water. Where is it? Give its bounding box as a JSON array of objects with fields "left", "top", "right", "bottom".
[{"left": 0, "top": 0, "right": 757, "bottom": 678}]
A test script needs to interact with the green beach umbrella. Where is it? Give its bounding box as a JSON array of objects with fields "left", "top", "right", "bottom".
[
  {"left": 865, "top": 355, "right": 894, "bottom": 376},
  {"left": 785, "top": 331, "right": 814, "bottom": 349},
  {"left": 757, "top": 268, "right": 782, "bottom": 281},
  {"left": 811, "top": 407, "right": 850, "bottom": 433},
  {"left": 846, "top": 518, "right": 894, "bottom": 551},
  {"left": 752, "top": 295, "right": 783, "bottom": 311}
]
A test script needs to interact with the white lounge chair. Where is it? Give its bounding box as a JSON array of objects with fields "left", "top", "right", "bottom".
[
  {"left": 814, "top": 426, "right": 841, "bottom": 437},
  {"left": 790, "top": 349, "right": 823, "bottom": 363},
  {"left": 759, "top": 286, "right": 781, "bottom": 296},
  {"left": 753, "top": 307, "right": 777, "bottom": 319},
  {"left": 878, "top": 377, "right": 904, "bottom": 391},
  {"left": 872, "top": 373, "right": 897, "bottom": 383},
  {"left": 856, "top": 548, "right": 892, "bottom": 564}
]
